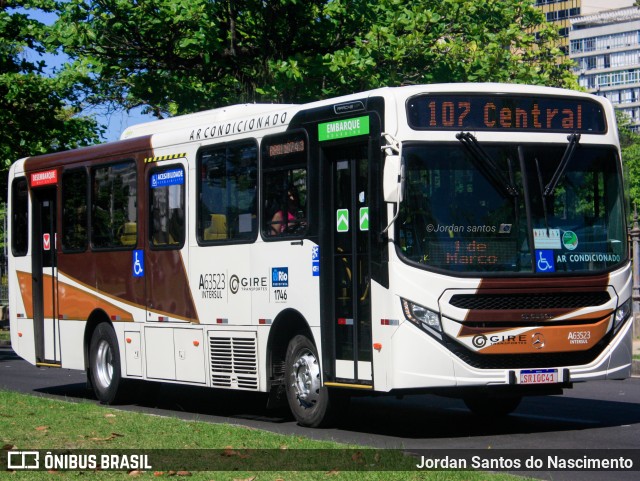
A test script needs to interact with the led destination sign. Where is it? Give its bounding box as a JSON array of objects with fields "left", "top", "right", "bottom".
[
  {"left": 407, "top": 94, "right": 606, "bottom": 133},
  {"left": 263, "top": 131, "right": 307, "bottom": 161}
]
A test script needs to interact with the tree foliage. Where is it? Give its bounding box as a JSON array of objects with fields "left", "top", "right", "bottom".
[
  {"left": 618, "top": 111, "right": 640, "bottom": 212},
  {"left": 0, "top": 0, "right": 101, "bottom": 174},
  {"left": 7, "top": 1, "right": 640, "bottom": 228},
  {"left": 51, "top": 0, "right": 579, "bottom": 117}
]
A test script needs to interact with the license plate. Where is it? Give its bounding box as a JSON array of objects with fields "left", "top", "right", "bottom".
[{"left": 519, "top": 368, "right": 559, "bottom": 385}]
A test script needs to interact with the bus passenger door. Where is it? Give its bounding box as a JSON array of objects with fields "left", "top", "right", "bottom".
[
  {"left": 32, "top": 187, "right": 60, "bottom": 365},
  {"left": 323, "top": 143, "right": 373, "bottom": 385}
]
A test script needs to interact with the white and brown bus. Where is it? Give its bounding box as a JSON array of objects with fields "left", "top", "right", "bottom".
[{"left": 8, "top": 83, "right": 633, "bottom": 426}]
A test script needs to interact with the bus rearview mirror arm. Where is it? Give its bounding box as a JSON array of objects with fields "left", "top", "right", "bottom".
[{"left": 381, "top": 133, "right": 404, "bottom": 236}]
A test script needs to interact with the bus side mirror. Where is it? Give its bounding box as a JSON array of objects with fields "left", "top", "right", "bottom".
[{"left": 383, "top": 155, "right": 403, "bottom": 203}]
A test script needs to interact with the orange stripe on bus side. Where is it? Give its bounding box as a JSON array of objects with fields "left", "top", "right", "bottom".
[{"left": 16, "top": 271, "right": 134, "bottom": 321}]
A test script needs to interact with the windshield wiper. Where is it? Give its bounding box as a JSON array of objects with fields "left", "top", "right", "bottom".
[
  {"left": 456, "top": 132, "right": 518, "bottom": 197},
  {"left": 543, "top": 133, "right": 581, "bottom": 197},
  {"left": 535, "top": 156, "right": 551, "bottom": 234}
]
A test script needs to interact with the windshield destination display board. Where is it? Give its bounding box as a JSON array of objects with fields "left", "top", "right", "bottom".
[{"left": 407, "top": 94, "right": 606, "bottom": 133}]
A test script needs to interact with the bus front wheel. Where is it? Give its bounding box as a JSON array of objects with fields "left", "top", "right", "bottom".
[
  {"left": 284, "top": 334, "right": 336, "bottom": 427},
  {"left": 89, "top": 323, "right": 125, "bottom": 404}
]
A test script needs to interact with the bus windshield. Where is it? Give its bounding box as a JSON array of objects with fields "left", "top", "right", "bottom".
[{"left": 397, "top": 142, "right": 627, "bottom": 274}]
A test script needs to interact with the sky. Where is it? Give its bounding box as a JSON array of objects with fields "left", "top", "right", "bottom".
[{"left": 17, "top": 7, "right": 155, "bottom": 142}]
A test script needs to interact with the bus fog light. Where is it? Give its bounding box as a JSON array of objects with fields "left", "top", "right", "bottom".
[{"left": 401, "top": 299, "right": 442, "bottom": 335}]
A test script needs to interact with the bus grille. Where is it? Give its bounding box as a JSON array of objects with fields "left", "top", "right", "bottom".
[
  {"left": 446, "top": 290, "right": 613, "bottom": 369},
  {"left": 209, "top": 333, "right": 258, "bottom": 390},
  {"left": 449, "top": 292, "right": 610, "bottom": 310},
  {"left": 447, "top": 336, "right": 610, "bottom": 369}
]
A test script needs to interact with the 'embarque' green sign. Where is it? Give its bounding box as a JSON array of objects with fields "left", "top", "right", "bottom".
[{"left": 318, "top": 116, "right": 370, "bottom": 141}]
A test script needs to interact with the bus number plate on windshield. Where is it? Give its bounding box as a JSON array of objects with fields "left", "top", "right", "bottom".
[{"left": 519, "top": 369, "right": 558, "bottom": 385}]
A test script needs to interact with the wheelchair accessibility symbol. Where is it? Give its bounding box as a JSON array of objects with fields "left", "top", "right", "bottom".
[
  {"left": 535, "top": 249, "right": 555, "bottom": 273},
  {"left": 133, "top": 250, "right": 145, "bottom": 277}
]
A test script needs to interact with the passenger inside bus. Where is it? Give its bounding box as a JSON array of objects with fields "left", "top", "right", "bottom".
[{"left": 269, "top": 186, "right": 305, "bottom": 235}]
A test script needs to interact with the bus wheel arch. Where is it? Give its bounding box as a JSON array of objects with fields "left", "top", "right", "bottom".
[
  {"left": 266, "top": 309, "right": 314, "bottom": 392},
  {"left": 265, "top": 309, "right": 340, "bottom": 427}
]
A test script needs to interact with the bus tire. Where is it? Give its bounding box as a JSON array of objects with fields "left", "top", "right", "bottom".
[
  {"left": 89, "top": 323, "right": 126, "bottom": 404},
  {"left": 463, "top": 395, "right": 522, "bottom": 417},
  {"left": 285, "top": 334, "right": 335, "bottom": 427}
]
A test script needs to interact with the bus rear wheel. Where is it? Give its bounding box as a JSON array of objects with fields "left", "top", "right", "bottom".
[
  {"left": 463, "top": 394, "right": 522, "bottom": 417},
  {"left": 285, "top": 334, "right": 336, "bottom": 427},
  {"left": 89, "top": 323, "right": 126, "bottom": 404}
]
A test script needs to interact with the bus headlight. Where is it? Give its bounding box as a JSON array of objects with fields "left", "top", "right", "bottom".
[
  {"left": 401, "top": 298, "right": 442, "bottom": 339},
  {"left": 614, "top": 298, "right": 632, "bottom": 332}
]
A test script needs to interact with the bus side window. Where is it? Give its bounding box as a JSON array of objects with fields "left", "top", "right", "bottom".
[
  {"left": 263, "top": 171, "right": 307, "bottom": 237},
  {"left": 197, "top": 141, "right": 257, "bottom": 244},
  {"left": 91, "top": 161, "right": 137, "bottom": 249},
  {"left": 260, "top": 131, "right": 308, "bottom": 239},
  {"left": 149, "top": 166, "right": 185, "bottom": 248},
  {"left": 62, "top": 169, "right": 88, "bottom": 252},
  {"left": 11, "top": 177, "right": 29, "bottom": 257}
]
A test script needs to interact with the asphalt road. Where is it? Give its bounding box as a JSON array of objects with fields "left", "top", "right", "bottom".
[{"left": 1, "top": 343, "right": 639, "bottom": 481}]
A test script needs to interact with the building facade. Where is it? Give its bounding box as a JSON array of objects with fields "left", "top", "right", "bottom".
[
  {"left": 535, "top": 0, "right": 581, "bottom": 52},
  {"left": 570, "top": 6, "right": 640, "bottom": 130},
  {"left": 535, "top": 1, "right": 634, "bottom": 52}
]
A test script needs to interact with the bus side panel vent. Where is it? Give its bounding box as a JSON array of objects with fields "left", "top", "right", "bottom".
[{"left": 208, "top": 331, "right": 259, "bottom": 390}]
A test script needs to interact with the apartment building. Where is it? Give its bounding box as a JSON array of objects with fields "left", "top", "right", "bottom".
[
  {"left": 570, "top": 6, "right": 640, "bottom": 129},
  {"left": 535, "top": 0, "right": 634, "bottom": 52}
]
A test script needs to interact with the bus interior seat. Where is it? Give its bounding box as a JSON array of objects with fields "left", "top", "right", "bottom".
[
  {"left": 204, "top": 214, "right": 227, "bottom": 240},
  {"left": 119, "top": 222, "right": 137, "bottom": 246}
]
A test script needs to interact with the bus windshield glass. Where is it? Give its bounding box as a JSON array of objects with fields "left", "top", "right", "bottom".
[{"left": 397, "top": 143, "right": 627, "bottom": 274}]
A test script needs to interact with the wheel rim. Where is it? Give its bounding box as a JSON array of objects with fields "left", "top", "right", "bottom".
[
  {"left": 95, "top": 339, "right": 113, "bottom": 389},
  {"left": 290, "top": 348, "right": 321, "bottom": 408}
]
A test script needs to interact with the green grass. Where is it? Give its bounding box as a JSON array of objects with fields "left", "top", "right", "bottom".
[
  {"left": 0, "top": 390, "right": 529, "bottom": 481},
  {"left": 0, "top": 329, "right": 9, "bottom": 343}
]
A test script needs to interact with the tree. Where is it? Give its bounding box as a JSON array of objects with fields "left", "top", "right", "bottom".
[
  {"left": 51, "top": 0, "right": 578, "bottom": 118},
  {"left": 0, "top": 0, "right": 102, "bottom": 196},
  {"left": 618, "top": 110, "right": 640, "bottom": 213}
]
